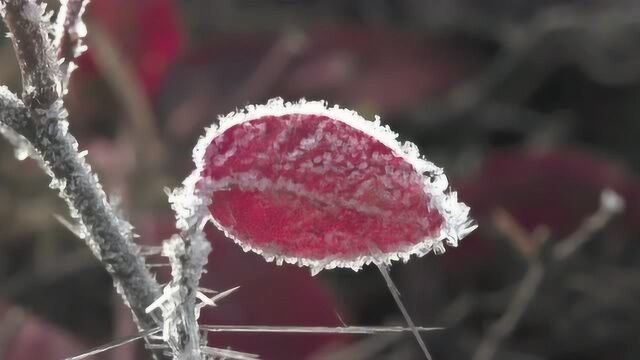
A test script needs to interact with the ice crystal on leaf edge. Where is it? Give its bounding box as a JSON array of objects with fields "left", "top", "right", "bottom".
[{"left": 169, "top": 98, "right": 477, "bottom": 275}]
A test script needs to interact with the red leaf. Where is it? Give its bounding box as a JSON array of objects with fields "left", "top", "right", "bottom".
[{"left": 173, "top": 99, "right": 474, "bottom": 272}]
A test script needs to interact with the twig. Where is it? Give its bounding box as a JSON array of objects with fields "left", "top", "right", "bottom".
[
  {"left": 64, "top": 323, "right": 443, "bottom": 360},
  {"left": 158, "top": 158, "right": 219, "bottom": 358},
  {"left": 552, "top": 189, "right": 625, "bottom": 261},
  {"left": 65, "top": 328, "right": 163, "bottom": 360},
  {"left": 472, "top": 189, "right": 625, "bottom": 360},
  {"left": 53, "top": 0, "right": 89, "bottom": 91},
  {"left": 199, "top": 325, "right": 443, "bottom": 334},
  {"left": 145, "top": 234, "right": 210, "bottom": 360},
  {"left": 377, "top": 264, "right": 433, "bottom": 360},
  {"left": 0, "top": 0, "right": 163, "bottom": 348}
]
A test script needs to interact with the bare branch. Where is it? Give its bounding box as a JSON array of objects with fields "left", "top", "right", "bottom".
[
  {"left": 552, "top": 189, "right": 625, "bottom": 260},
  {"left": 472, "top": 189, "right": 625, "bottom": 360}
]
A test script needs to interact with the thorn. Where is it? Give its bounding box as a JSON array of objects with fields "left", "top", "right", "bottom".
[
  {"left": 210, "top": 285, "right": 241, "bottom": 304},
  {"left": 145, "top": 286, "right": 179, "bottom": 314}
]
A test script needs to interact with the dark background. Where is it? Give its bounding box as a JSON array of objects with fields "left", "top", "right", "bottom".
[{"left": 1, "top": 0, "right": 640, "bottom": 359}]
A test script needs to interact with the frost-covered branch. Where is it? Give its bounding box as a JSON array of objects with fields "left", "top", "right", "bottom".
[
  {"left": 0, "top": 86, "right": 30, "bottom": 134},
  {"left": 53, "top": 0, "right": 89, "bottom": 90},
  {"left": 146, "top": 233, "right": 210, "bottom": 359},
  {"left": 0, "top": 0, "right": 162, "bottom": 339},
  {"left": 143, "top": 177, "right": 213, "bottom": 358}
]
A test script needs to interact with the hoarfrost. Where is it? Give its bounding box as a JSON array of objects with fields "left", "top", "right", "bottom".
[
  {"left": 21, "top": 1, "right": 47, "bottom": 23},
  {"left": 180, "top": 98, "right": 477, "bottom": 272},
  {"left": 0, "top": 124, "right": 34, "bottom": 160}
]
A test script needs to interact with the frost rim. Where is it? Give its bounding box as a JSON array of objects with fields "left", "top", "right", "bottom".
[{"left": 170, "top": 98, "right": 477, "bottom": 273}]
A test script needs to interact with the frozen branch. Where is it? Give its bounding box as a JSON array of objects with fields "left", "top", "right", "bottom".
[
  {"left": 145, "top": 233, "right": 210, "bottom": 360},
  {"left": 0, "top": 0, "right": 162, "bottom": 340},
  {"left": 54, "top": 0, "right": 89, "bottom": 90},
  {"left": 144, "top": 178, "right": 213, "bottom": 358},
  {"left": 0, "top": 87, "right": 29, "bottom": 132}
]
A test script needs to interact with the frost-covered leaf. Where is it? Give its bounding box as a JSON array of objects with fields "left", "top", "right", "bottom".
[{"left": 173, "top": 98, "right": 475, "bottom": 272}]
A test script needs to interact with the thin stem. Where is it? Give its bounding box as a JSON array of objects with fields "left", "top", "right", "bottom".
[
  {"left": 64, "top": 323, "right": 444, "bottom": 360},
  {"left": 54, "top": 0, "right": 90, "bottom": 90},
  {"left": 377, "top": 264, "right": 433, "bottom": 360},
  {"left": 200, "top": 325, "right": 443, "bottom": 334}
]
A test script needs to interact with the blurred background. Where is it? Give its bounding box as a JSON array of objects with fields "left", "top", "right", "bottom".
[{"left": 1, "top": 0, "right": 640, "bottom": 359}]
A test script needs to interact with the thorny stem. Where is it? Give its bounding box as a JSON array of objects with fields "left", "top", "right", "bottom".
[
  {"left": 152, "top": 232, "right": 210, "bottom": 360},
  {"left": 0, "top": 0, "right": 165, "bottom": 357}
]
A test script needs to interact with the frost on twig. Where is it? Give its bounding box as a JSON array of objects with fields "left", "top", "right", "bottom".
[
  {"left": 0, "top": 0, "right": 162, "bottom": 342},
  {"left": 145, "top": 166, "right": 213, "bottom": 358},
  {"left": 144, "top": 234, "right": 210, "bottom": 360},
  {"left": 0, "top": 87, "right": 34, "bottom": 159},
  {"left": 150, "top": 203, "right": 211, "bottom": 359},
  {"left": 53, "top": 0, "right": 89, "bottom": 91},
  {"left": 148, "top": 137, "right": 213, "bottom": 358}
]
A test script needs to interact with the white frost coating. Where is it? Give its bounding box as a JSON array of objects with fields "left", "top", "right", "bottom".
[
  {"left": 172, "top": 98, "right": 477, "bottom": 273},
  {"left": 53, "top": 0, "right": 90, "bottom": 91},
  {"left": 169, "top": 123, "right": 221, "bottom": 235},
  {"left": 165, "top": 124, "right": 214, "bottom": 357},
  {"left": 21, "top": 1, "right": 50, "bottom": 23},
  {"left": 146, "top": 234, "right": 210, "bottom": 359}
]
